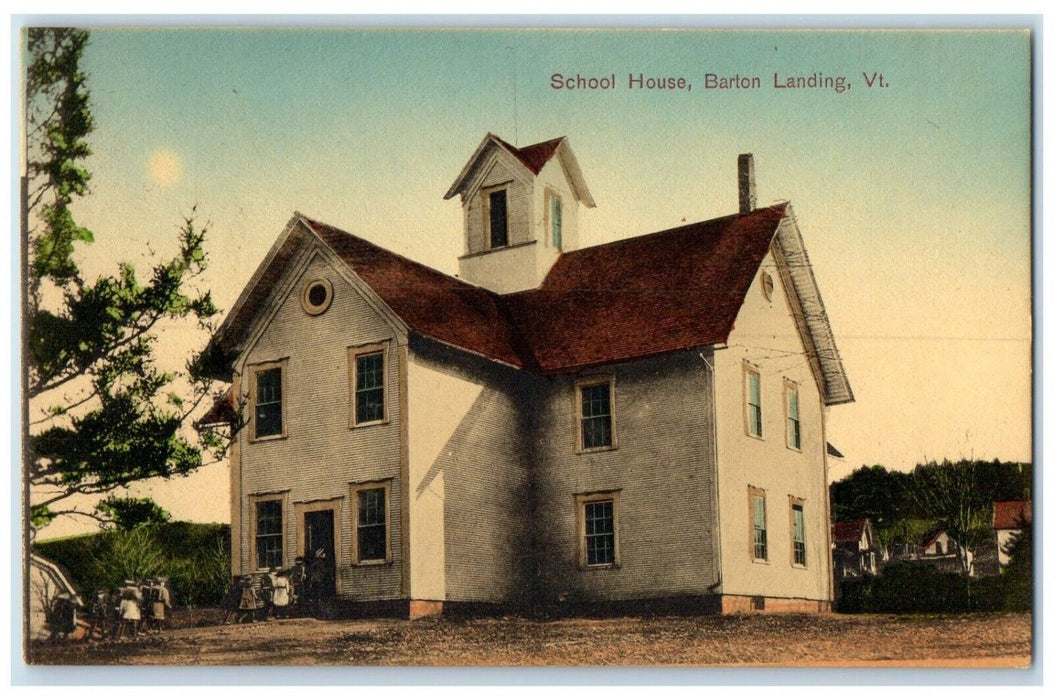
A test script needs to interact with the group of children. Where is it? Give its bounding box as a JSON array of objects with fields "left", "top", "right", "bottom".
[
  {"left": 224, "top": 566, "right": 299, "bottom": 623},
  {"left": 85, "top": 577, "right": 173, "bottom": 640}
]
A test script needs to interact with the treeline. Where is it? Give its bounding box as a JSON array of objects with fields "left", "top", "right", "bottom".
[
  {"left": 35, "top": 522, "right": 231, "bottom": 608},
  {"left": 831, "top": 459, "right": 1032, "bottom": 613},
  {"left": 830, "top": 459, "right": 1031, "bottom": 547}
]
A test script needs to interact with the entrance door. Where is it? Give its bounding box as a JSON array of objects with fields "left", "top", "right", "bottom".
[{"left": 304, "top": 509, "right": 336, "bottom": 598}]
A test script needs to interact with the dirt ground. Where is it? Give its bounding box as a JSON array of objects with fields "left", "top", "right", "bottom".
[{"left": 27, "top": 609, "right": 1032, "bottom": 667}]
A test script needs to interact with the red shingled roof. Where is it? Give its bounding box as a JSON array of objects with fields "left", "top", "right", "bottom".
[
  {"left": 832, "top": 519, "right": 869, "bottom": 543},
  {"left": 302, "top": 217, "right": 531, "bottom": 369},
  {"left": 492, "top": 135, "right": 564, "bottom": 174},
  {"left": 299, "top": 205, "right": 786, "bottom": 374},
  {"left": 993, "top": 500, "right": 1032, "bottom": 530},
  {"left": 509, "top": 205, "right": 787, "bottom": 372}
]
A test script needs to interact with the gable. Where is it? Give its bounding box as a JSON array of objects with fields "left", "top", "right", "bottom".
[{"left": 238, "top": 242, "right": 404, "bottom": 374}]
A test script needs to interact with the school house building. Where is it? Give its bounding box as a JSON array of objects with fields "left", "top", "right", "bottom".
[{"left": 203, "top": 133, "right": 853, "bottom": 617}]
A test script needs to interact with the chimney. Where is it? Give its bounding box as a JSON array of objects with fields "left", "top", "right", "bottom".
[{"left": 738, "top": 153, "right": 756, "bottom": 213}]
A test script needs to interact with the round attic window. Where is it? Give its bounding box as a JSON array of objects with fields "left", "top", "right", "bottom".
[
  {"left": 301, "top": 279, "right": 333, "bottom": 315},
  {"left": 761, "top": 271, "right": 774, "bottom": 301}
]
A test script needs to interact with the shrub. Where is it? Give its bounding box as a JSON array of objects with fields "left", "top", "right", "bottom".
[{"left": 35, "top": 522, "right": 231, "bottom": 607}]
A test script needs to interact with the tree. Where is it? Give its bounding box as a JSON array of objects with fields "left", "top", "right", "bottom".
[
  {"left": 23, "top": 27, "right": 219, "bottom": 536},
  {"left": 1001, "top": 519, "right": 1031, "bottom": 611},
  {"left": 829, "top": 464, "right": 914, "bottom": 526},
  {"left": 913, "top": 460, "right": 994, "bottom": 580}
]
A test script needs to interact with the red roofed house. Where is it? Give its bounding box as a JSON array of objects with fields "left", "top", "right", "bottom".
[
  {"left": 994, "top": 500, "right": 1032, "bottom": 571},
  {"left": 203, "top": 134, "right": 853, "bottom": 616},
  {"left": 832, "top": 518, "right": 886, "bottom": 580}
]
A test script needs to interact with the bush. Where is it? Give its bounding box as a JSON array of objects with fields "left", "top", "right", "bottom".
[
  {"left": 35, "top": 522, "right": 231, "bottom": 607},
  {"left": 837, "top": 562, "right": 1023, "bottom": 614}
]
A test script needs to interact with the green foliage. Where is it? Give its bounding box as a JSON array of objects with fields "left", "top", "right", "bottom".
[
  {"left": 1001, "top": 521, "right": 1032, "bottom": 611},
  {"left": 25, "top": 28, "right": 94, "bottom": 287},
  {"left": 88, "top": 526, "right": 168, "bottom": 583},
  {"left": 95, "top": 496, "right": 171, "bottom": 530},
  {"left": 831, "top": 460, "right": 1031, "bottom": 556},
  {"left": 24, "top": 28, "right": 222, "bottom": 534},
  {"left": 34, "top": 522, "right": 231, "bottom": 607},
  {"left": 838, "top": 562, "right": 1024, "bottom": 614},
  {"left": 830, "top": 464, "right": 914, "bottom": 526},
  {"left": 913, "top": 460, "right": 994, "bottom": 578}
]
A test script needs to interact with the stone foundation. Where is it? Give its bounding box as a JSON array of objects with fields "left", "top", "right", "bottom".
[{"left": 719, "top": 594, "right": 831, "bottom": 614}]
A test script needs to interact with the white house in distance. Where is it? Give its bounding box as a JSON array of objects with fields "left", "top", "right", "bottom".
[
  {"left": 202, "top": 133, "right": 853, "bottom": 617},
  {"left": 994, "top": 500, "right": 1032, "bottom": 571}
]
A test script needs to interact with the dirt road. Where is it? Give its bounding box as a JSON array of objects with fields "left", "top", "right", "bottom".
[{"left": 28, "top": 610, "right": 1032, "bottom": 667}]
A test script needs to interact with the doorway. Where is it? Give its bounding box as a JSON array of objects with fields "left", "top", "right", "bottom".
[{"left": 304, "top": 509, "right": 336, "bottom": 599}]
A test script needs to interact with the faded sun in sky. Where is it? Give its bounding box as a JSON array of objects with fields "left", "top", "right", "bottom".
[{"left": 147, "top": 148, "right": 182, "bottom": 186}]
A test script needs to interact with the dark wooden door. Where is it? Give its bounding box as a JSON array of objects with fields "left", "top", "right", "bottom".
[{"left": 304, "top": 510, "right": 336, "bottom": 598}]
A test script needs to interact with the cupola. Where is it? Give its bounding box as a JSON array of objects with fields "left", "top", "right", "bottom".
[{"left": 444, "top": 133, "right": 595, "bottom": 294}]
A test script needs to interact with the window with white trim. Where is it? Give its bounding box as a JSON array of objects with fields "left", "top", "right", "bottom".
[
  {"left": 577, "top": 378, "right": 615, "bottom": 451},
  {"left": 745, "top": 366, "right": 762, "bottom": 438},
  {"left": 791, "top": 500, "right": 806, "bottom": 567},
  {"left": 349, "top": 344, "right": 388, "bottom": 427},
  {"left": 251, "top": 360, "right": 287, "bottom": 440},
  {"left": 255, "top": 499, "right": 283, "bottom": 570},
  {"left": 576, "top": 491, "right": 620, "bottom": 567},
  {"left": 351, "top": 481, "right": 391, "bottom": 564},
  {"left": 785, "top": 381, "right": 801, "bottom": 450},
  {"left": 549, "top": 192, "right": 563, "bottom": 249},
  {"left": 750, "top": 487, "right": 767, "bottom": 561}
]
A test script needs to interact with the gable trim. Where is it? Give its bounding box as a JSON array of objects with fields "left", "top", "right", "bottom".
[{"left": 771, "top": 208, "right": 854, "bottom": 406}]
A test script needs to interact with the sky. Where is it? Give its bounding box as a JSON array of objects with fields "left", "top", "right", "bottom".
[{"left": 24, "top": 26, "right": 1032, "bottom": 539}]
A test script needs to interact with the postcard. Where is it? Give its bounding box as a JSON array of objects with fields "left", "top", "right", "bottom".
[{"left": 20, "top": 23, "right": 1032, "bottom": 672}]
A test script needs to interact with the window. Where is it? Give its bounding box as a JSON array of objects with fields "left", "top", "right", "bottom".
[
  {"left": 745, "top": 366, "right": 762, "bottom": 438},
  {"left": 577, "top": 378, "right": 615, "bottom": 451},
  {"left": 251, "top": 361, "right": 286, "bottom": 440},
  {"left": 300, "top": 278, "right": 333, "bottom": 315},
  {"left": 351, "top": 481, "right": 391, "bottom": 564},
  {"left": 749, "top": 487, "right": 767, "bottom": 561},
  {"left": 255, "top": 499, "right": 283, "bottom": 570},
  {"left": 785, "top": 381, "right": 801, "bottom": 450},
  {"left": 349, "top": 344, "right": 387, "bottom": 426},
  {"left": 488, "top": 189, "right": 508, "bottom": 248},
  {"left": 791, "top": 501, "right": 806, "bottom": 566},
  {"left": 576, "top": 491, "right": 620, "bottom": 567},
  {"left": 549, "top": 192, "right": 563, "bottom": 249}
]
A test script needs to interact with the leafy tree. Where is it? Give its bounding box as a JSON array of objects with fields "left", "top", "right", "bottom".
[
  {"left": 23, "top": 27, "right": 219, "bottom": 536},
  {"left": 913, "top": 460, "right": 994, "bottom": 580},
  {"left": 95, "top": 496, "right": 172, "bottom": 531},
  {"left": 829, "top": 464, "right": 914, "bottom": 525}
]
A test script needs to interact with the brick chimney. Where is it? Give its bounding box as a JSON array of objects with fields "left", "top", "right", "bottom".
[{"left": 738, "top": 153, "right": 756, "bottom": 213}]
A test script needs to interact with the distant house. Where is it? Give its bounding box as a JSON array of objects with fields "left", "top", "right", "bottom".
[
  {"left": 202, "top": 134, "right": 853, "bottom": 617},
  {"left": 832, "top": 518, "right": 885, "bottom": 580},
  {"left": 916, "top": 528, "right": 972, "bottom": 576},
  {"left": 994, "top": 500, "right": 1032, "bottom": 571}
]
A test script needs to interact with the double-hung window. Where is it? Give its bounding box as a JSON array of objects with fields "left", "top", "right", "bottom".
[
  {"left": 351, "top": 481, "right": 390, "bottom": 564},
  {"left": 785, "top": 381, "right": 801, "bottom": 450},
  {"left": 750, "top": 487, "right": 768, "bottom": 561},
  {"left": 577, "top": 378, "right": 615, "bottom": 451},
  {"left": 576, "top": 491, "right": 620, "bottom": 567},
  {"left": 350, "top": 344, "right": 387, "bottom": 426},
  {"left": 745, "top": 366, "right": 762, "bottom": 438},
  {"left": 791, "top": 501, "right": 806, "bottom": 566},
  {"left": 251, "top": 360, "right": 287, "bottom": 440},
  {"left": 255, "top": 499, "right": 283, "bottom": 570}
]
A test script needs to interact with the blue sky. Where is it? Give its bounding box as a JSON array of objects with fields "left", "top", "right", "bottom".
[{"left": 30, "top": 27, "right": 1032, "bottom": 536}]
